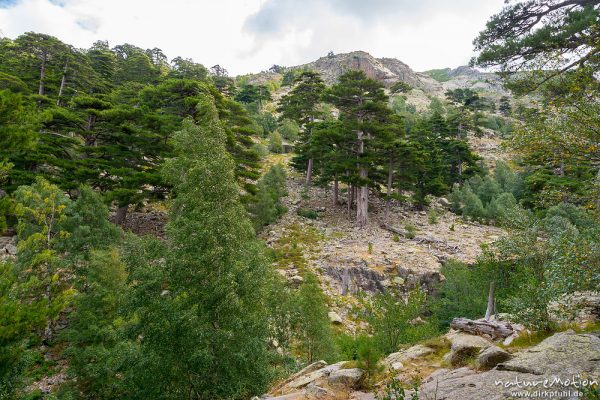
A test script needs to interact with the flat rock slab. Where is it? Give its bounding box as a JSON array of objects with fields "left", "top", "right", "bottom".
[{"left": 420, "top": 331, "right": 600, "bottom": 400}]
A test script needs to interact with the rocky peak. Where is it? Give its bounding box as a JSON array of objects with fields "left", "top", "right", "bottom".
[{"left": 291, "top": 50, "right": 440, "bottom": 92}]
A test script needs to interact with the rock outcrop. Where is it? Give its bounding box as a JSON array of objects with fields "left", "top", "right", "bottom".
[
  {"left": 420, "top": 331, "right": 600, "bottom": 400},
  {"left": 292, "top": 51, "right": 440, "bottom": 91}
]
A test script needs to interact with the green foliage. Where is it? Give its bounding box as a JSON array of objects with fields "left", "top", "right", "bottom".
[
  {"left": 377, "top": 378, "right": 419, "bottom": 400},
  {"left": 268, "top": 130, "right": 284, "bottom": 153},
  {"left": 134, "top": 97, "right": 275, "bottom": 398},
  {"left": 404, "top": 224, "right": 417, "bottom": 239},
  {"left": 60, "top": 250, "right": 131, "bottom": 399},
  {"left": 449, "top": 161, "right": 528, "bottom": 225},
  {"left": 293, "top": 271, "right": 336, "bottom": 363},
  {"left": 424, "top": 68, "right": 451, "bottom": 82},
  {"left": 249, "top": 164, "right": 288, "bottom": 230},
  {"left": 355, "top": 335, "right": 383, "bottom": 387},
  {"left": 366, "top": 288, "right": 436, "bottom": 354},
  {"left": 297, "top": 208, "right": 318, "bottom": 220},
  {"left": 278, "top": 119, "right": 300, "bottom": 142}
]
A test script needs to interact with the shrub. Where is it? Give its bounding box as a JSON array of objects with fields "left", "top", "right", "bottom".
[
  {"left": 268, "top": 131, "right": 283, "bottom": 153},
  {"left": 278, "top": 119, "right": 300, "bottom": 142},
  {"left": 249, "top": 165, "right": 288, "bottom": 229},
  {"left": 297, "top": 208, "right": 318, "bottom": 219},
  {"left": 404, "top": 224, "right": 417, "bottom": 239}
]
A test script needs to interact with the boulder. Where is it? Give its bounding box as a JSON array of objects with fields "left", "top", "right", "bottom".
[
  {"left": 384, "top": 344, "right": 434, "bottom": 368},
  {"left": 448, "top": 333, "right": 491, "bottom": 366},
  {"left": 477, "top": 345, "right": 511, "bottom": 369},
  {"left": 548, "top": 291, "right": 600, "bottom": 325},
  {"left": 328, "top": 311, "right": 343, "bottom": 325},
  {"left": 328, "top": 368, "right": 364, "bottom": 387},
  {"left": 497, "top": 330, "right": 600, "bottom": 376},
  {"left": 420, "top": 331, "right": 600, "bottom": 400},
  {"left": 438, "top": 197, "right": 451, "bottom": 207},
  {"left": 288, "top": 275, "right": 304, "bottom": 287},
  {"left": 304, "top": 382, "right": 329, "bottom": 398}
]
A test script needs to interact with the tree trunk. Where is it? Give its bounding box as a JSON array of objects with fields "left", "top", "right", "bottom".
[
  {"left": 348, "top": 185, "right": 354, "bottom": 216},
  {"left": 115, "top": 204, "right": 129, "bottom": 225},
  {"left": 39, "top": 53, "right": 47, "bottom": 96},
  {"left": 484, "top": 281, "right": 495, "bottom": 321},
  {"left": 385, "top": 157, "right": 394, "bottom": 220},
  {"left": 333, "top": 178, "right": 339, "bottom": 206},
  {"left": 56, "top": 60, "right": 68, "bottom": 106},
  {"left": 356, "top": 131, "right": 368, "bottom": 228},
  {"left": 450, "top": 317, "right": 515, "bottom": 339},
  {"left": 305, "top": 158, "right": 313, "bottom": 186}
]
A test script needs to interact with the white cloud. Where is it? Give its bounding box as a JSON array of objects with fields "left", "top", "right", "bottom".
[{"left": 0, "top": 0, "right": 505, "bottom": 75}]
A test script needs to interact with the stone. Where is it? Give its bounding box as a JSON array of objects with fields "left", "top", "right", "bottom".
[
  {"left": 328, "top": 368, "right": 364, "bottom": 387},
  {"left": 390, "top": 361, "right": 404, "bottom": 371},
  {"left": 448, "top": 333, "right": 491, "bottom": 366},
  {"left": 328, "top": 311, "right": 343, "bottom": 325},
  {"left": 384, "top": 344, "right": 434, "bottom": 368},
  {"left": 438, "top": 197, "right": 451, "bottom": 207},
  {"left": 288, "top": 275, "right": 304, "bottom": 287},
  {"left": 420, "top": 331, "right": 600, "bottom": 400},
  {"left": 477, "top": 345, "right": 511, "bottom": 369},
  {"left": 497, "top": 330, "right": 600, "bottom": 376},
  {"left": 548, "top": 291, "right": 600, "bottom": 325},
  {"left": 392, "top": 276, "right": 405, "bottom": 285},
  {"left": 304, "top": 383, "right": 329, "bottom": 398},
  {"left": 5, "top": 243, "right": 17, "bottom": 255}
]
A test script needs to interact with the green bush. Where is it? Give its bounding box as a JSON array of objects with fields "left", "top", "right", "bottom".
[
  {"left": 249, "top": 164, "right": 288, "bottom": 229},
  {"left": 404, "top": 224, "right": 417, "bottom": 239},
  {"left": 297, "top": 208, "right": 318, "bottom": 219},
  {"left": 278, "top": 119, "right": 300, "bottom": 142},
  {"left": 268, "top": 131, "right": 284, "bottom": 153}
]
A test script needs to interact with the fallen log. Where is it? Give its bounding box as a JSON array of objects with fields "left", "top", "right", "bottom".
[
  {"left": 380, "top": 223, "right": 408, "bottom": 236},
  {"left": 450, "top": 317, "right": 515, "bottom": 339}
]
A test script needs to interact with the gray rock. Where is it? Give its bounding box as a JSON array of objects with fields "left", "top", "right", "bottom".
[
  {"left": 477, "top": 345, "right": 511, "bottom": 369},
  {"left": 384, "top": 344, "right": 434, "bottom": 368},
  {"left": 328, "top": 368, "right": 364, "bottom": 387},
  {"left": 328, "top": 311, "right": 343, "bottom": 325},
  {"left": 421, "top": 331, "right": 600, "bottom": 400},
  {"left": 438, "top": 197, "right": 451, "bottom": 207},
  {"left": 304, "top": 382, "right": 329, "bottom": 398},
  {"left": 5, "top": 243, "right": 17, "bottom": 255},
  {"left": 548, "top": 291, "right": 600, "bottom": 325},
  {"left": 497, "top": 330, "right": 600, "bottom": 376},
  {"left": 448, "top": 333, "right": 491, "bottom": 366},
  {"left": 288, "top": 275, "right": 304, "bottom": 287}
]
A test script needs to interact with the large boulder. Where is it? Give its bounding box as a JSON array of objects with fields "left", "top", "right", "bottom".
[
  {"left": 447, "top": 333, "right": 491, "bottom": 366},
  {"left": 477, "top": 345, "right": 511, "bottom": 369},
  {"left": 384, "top": 344, "right": 434, "bottom": 369},
  {"left": 420, "top": 331, "right": 600, "bottom": 400},
  {"left": 328, "top": 368, "right": 364, "bottom": 387},
  {"left": 328, "top": 311, "right": 343, "bottom": 325},
  {"left": 548, "top": 291, "right": 600, "bottom": 325},
  {"left": 497, "top": 330, "right": 600, "bottom": 376}
]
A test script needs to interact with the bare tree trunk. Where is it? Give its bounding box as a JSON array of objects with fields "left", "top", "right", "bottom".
[
  {"left": 356, "top": 131, "right": 368, "bottom": 228},
  {"left": 56, "top": 60, "right": 68, "bottom": 106},
  {"left": 115, "top": 204, "right": 129, "bottom": 226},
  {"left": 385, "top": 157, "right": 394, "bottom": 220},
  {"left": 305, "top": 158, "right": 313, "bottom": 186},
  {"left": 333, "top": 177, "right": 339, "bottom": 206},
  {"left": 348, "top": 185, "right": 354, "bottom": 216},
  {"left": 484, "top": 281, "right": 495, "bottom": 321},
  {"left": 39, "top": 53, "right": 47, "bottom": 96}
]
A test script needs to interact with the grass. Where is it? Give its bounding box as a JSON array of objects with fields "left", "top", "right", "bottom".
[{"left": 271, "top": 223, "right": 324, "bottom": 271}]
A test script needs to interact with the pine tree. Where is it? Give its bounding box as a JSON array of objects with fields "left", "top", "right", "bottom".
[
  {"left": 325, "top": 70, "right": 391, "bottom": 227},
  {"left": 279, "top": 71, "right": 326, "bottom": 186}
]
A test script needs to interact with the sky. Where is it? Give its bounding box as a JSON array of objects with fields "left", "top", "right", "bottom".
[{"left": 0, "top": 0, "right": 506, "bottom": 75}]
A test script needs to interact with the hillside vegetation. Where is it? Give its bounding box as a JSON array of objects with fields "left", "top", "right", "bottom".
[{"left": 0, "top": 0, "right": 599, "bottom": 399}]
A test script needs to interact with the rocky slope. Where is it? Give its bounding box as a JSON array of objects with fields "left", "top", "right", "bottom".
[{"left": 291, "top": 51, "right": 440, "bottom": 92}]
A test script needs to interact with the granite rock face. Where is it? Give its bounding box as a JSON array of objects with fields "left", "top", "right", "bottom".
[{"left": 420, "top": 331, "right": 600, "bottom": 400}]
